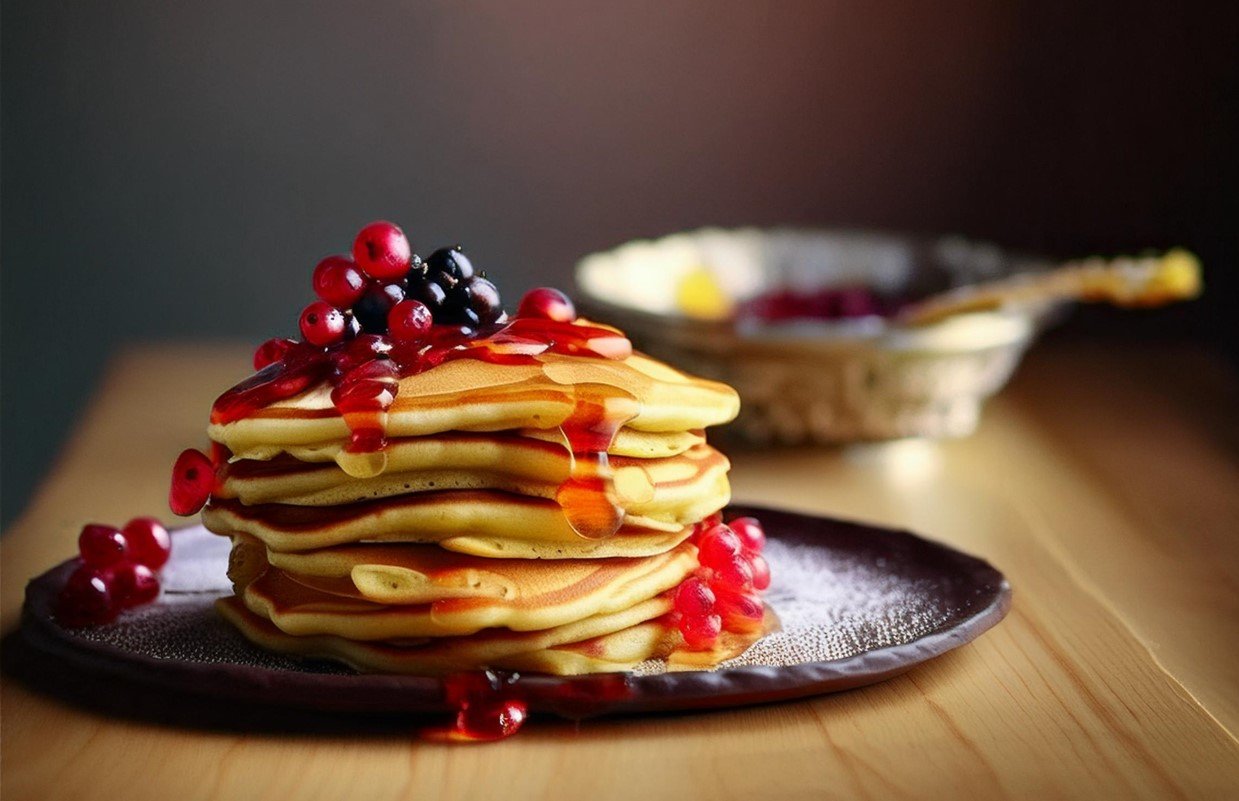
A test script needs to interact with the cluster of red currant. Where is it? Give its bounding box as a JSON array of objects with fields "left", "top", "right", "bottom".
[
  {"left": 55, "top": 518, "right": 172, "bottom": 626},
  {"left": 673, "top": 515, "right": 772, "bottom": 649}
]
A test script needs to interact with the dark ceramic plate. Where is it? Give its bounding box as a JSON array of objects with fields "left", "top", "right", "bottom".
[{"left": 18, "top": 506, "right": 1009, "bottom": 720}]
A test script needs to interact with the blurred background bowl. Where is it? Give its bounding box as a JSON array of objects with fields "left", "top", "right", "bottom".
[{"left": 577, "top": 228, "right": 1061, "bottom": 444}]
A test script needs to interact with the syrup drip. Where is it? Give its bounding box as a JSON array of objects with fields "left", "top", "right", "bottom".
[
  {"left": 426, "top": 670, "right": 528, "bottom": 742},
  {"left": 209, "top": 316, "right": 640, "bottom": 530},
  {"left": 423, "top": 670, "right": 635, "bottom": 741},
  {"left": 554, "top": 384, "right": 640, "bottom": 540}
]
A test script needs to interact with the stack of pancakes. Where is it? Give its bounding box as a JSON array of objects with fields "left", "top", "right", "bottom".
[{"left": 204, "top": 351, "right": 743, "bottom": 675}]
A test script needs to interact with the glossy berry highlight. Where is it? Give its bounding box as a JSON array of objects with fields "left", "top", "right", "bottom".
[
  {"left": 112, "top": 563, "right": 161, "bottom": 608},
  {"left": 387, "top": 299, "right": 433, "bottom": 344},
  {"left": 465, "top": 277, "right": 504, "bottom": 325},
  {"left": 425, "top": 246, "right": 475, "bottom": 289},
  {"left": 679, "top": 612, "right": 722, "bottom": 650},
  {"left": 299, "top": 301, "right": 348, "bottom": 346},
  {"left": 78, "top": 524, "right": 129, "bottom": 568},
  {"left": 123, "top": 517, "right": 172, "bottom": 569},
  {"left": 673, "top": 576, "right": 716, "bottom": 617},
  {"left": 697, "top": 525, "right": 743, "bottom": 569},
  {"left": 56, "top": 568, "right": 118, "bottom": 627},
  {"left": 517, "top": 287, "right": 576, "bottom": 322},
  {"left": 729, "top": 517, "right": 766, "bottom": 553},
  {"left": 713, "top": 555, "right": 755, "bottom": 592},
  {"left": 353, "top": 221, "right": 412, "bottom": 281},
  {"left": 749, "top": 553, "right": 771, "bottom": 591},
  {"left": 312, "top": 255, "right": 367, "bottom": 307}
]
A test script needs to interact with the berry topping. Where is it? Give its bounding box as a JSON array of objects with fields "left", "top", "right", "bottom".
[
  {"left": 331, "top": 333, "right": 392, "bottom": 377},
  {"left": 353, "top": 283, "right": 405, "bottom": 333},
  {"left": 517, "top": 287, "right": 576, "bottom": 322},
  {"left": 170, "top": 448, "right": 215, "bottom": 516},
  {"left": 425, "top": 246, "right": 475, "bottom": 289},
  {"left": 673, "top": 513, "right": 770, "bottom": 648},
  {"left": 387, "top": 299, "right": 433, "bottom": 344},
  {"left": 409, "top": 279, "right": 448, "bottom": 314},
  {"left": 312, "top": 255, "right": 367, "bottom": 307},
  {"left": 111, "top": 562, "right": 161, "bottom": 608},
  {"left": 299, "top": 301, "right": 348, "bottom": 346},
  {"left": 714, "top": 589, "right": 765, "bottom": 633},
  {"left": 712, "top": 555, "right": 755, "bottom": 592},
  {"left": 673, "top": 576, "right": 716, "bottom": 617},
  {"left": 749, "top": 553, "right": 772, "bottom": 591},
  {"left": 465, "top": 277, "right": 504, "bottom": 325},
  {"left": 729, "top": 517, "right": 766, "bottom": 553},
  {"left": 353, "top": 221, "right": 412, "bottom": 281},
  {"left": 78, "top": 524, "right": 129, "bottom": 568},
  {"left": 678, "top": 612, "right": 722, "bottom": 650},
  {"left": 212, "top": 220, "right": 638, "bottom": 470},
  {"left": 122, "top": 517, "right": 172, "bottom": 569},
  {"left": 697, "top": 524, "right": 743, "bottom": 569},
  {"left": 253, "top": 337, "right": 298, "bottom": 371},
  {"left": 56, "top": 568, "right": 118, "bottom": 627}
]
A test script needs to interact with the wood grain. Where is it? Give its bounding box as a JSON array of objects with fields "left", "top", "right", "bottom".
[{"left": 3, "top": 342, "right": 1238, "bottom": 800}]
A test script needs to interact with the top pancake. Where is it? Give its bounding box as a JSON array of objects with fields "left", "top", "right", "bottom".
[{"left": 208, "top": 351, "right": 740, "bottom": 461}]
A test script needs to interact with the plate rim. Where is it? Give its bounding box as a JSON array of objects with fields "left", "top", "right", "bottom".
[{"left": 18, "top": 505, "right": 1012, "bottom": 719}]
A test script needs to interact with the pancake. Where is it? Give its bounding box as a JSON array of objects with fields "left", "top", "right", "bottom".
[
  {"left": 208, "top": 352, "right": 739, "bottom": 463},
  {"left": 231, "top": 539, "right": 697, "bottom": 637},
  {"left": 217, "top": 594, "right": 678, "bottom": 675},
  {"left": 218, "top": 596, "right": 776, "bottom": 675},
  {"left": 204, "top": 491, "right": 705, "bottom": 558},
  {"left": 216, "top": 439, "right": 730, "bottom": 519},
  {"left": 227, "top": 427, "right": 706, "bottom": 464}
]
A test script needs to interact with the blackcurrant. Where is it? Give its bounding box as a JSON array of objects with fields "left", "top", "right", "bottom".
[
  {"left": 466, "top": 277, "right": 504, "bottom": 325},
  {"left": 425, "top": 246, "right": 475, "bottom": 289},
  {"left": 353, "top": 283, "right": 405, "bottom": 333}
]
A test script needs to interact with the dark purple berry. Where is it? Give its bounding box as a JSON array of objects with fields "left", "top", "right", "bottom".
[
  {"left": 466, "top": 277, "right": 504, "bottom": 325},
  {"left": 353, "top": 283, "right": 405, "bottom": 333},
  {"left": 411, "top": 280, "right": 448, "bottom": 311},
  {"left": 425, "top": 246, "right": 475, "bottom": 289}
]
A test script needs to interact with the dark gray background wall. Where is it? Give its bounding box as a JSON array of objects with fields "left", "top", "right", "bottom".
[{"left": 3, "top": 1, "right": 1236, "bottom": 526}]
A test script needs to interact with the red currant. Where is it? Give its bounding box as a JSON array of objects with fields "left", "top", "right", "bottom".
[
  {"left": 712, "top": 555, "right": 755, "bottom": 592},
  {"left": 299, "top": 301, "right": 347, "bottom": 346},
  {"left": 56, "top": 568, "right": 118, "bottom": 627},
  {"left": 516, "top": 287, "right": 576, "bottom": 322},
  {"left": 252, "top": 337, "right": 297, "bottom": 371},
  {"left": 353, "top": 221, "right": 412, "bottom": 280},
  {"left": 749, "top": 553, "right": 771, "bottom": 591},
  {"left": 690, "top": 511, "right": 723, "bottom": 545},
  {"left": 678, "top": 613, "right": 722, "bottom": 650},
  {"left": 77, "top": 524, "right": 129, "bottom": 568},
  {"left": 715, "top": 589, "right": 765, "bottom": 633},
  {"left": 729, "top": 517, "right": 766, "bottom": 553},
  {"left": 312, "top": 255, "right": 367, "bottom": 307},
  {"left": 169, "top": 448, "right": 214, "bottom": 516},
  {"left": 673, "top": 576, "right": 716, "bottom": 617},
  {"left": 387, "top": 299, "right": 433, "bottom": 343},
  {"left": 111, "top": 562, "right": 161, "bottom": 607},
  {"left": 697, "top": 524, "right": 743, "bottom": 569},
  {"left": 122, "top": 517, "right": 172, "bottom": 569}
]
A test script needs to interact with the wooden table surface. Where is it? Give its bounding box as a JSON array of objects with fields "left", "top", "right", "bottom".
[{"left": 3, "top": 343, "right": 1238, "bottom": 800}]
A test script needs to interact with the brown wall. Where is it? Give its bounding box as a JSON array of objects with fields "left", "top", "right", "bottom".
[{"left": 3, "top": 1, "right": 1236, "bottom": 524}]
